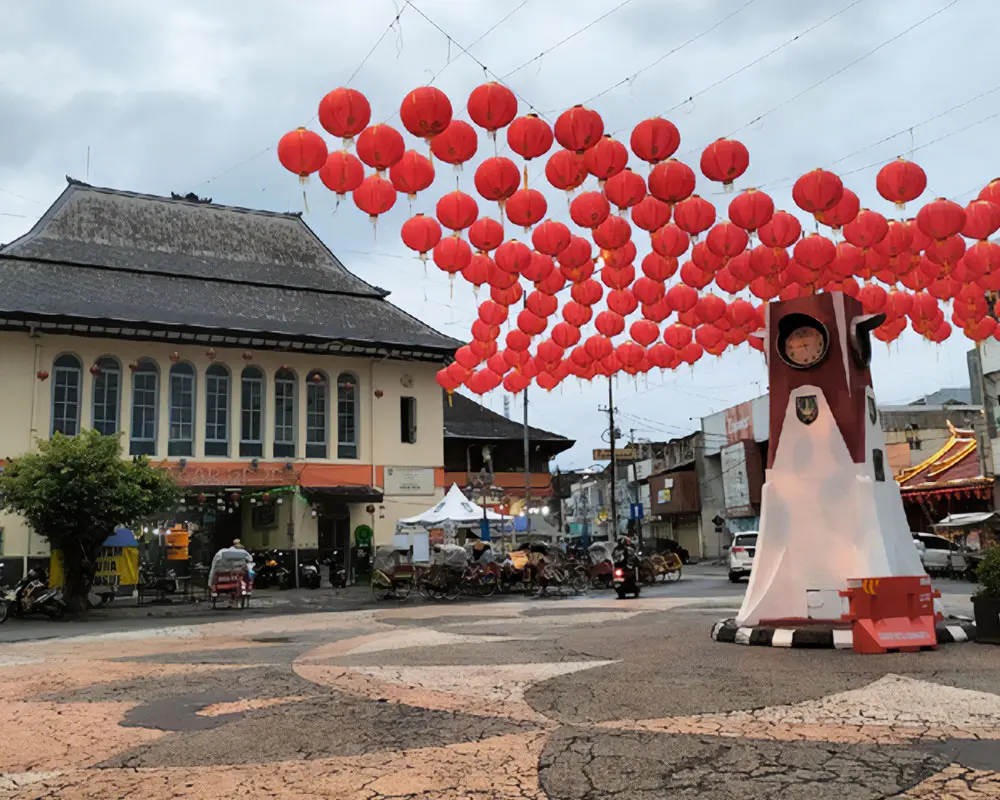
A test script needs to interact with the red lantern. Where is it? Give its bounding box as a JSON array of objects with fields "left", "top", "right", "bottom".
[
  {"left": 503, "top": 371, "right": 531, "bottom": 394},
  {"left": 353, "top": 175, "right": 397, "bottom": 220},
  {"left": 706, "top": 222, "right": 749, "bottom": 260},
  {"left": 695, "top": 325, "right": 725, "bottom": 352},
  {"left": 570, "top": 191, "right": 611, "bottom": 229},
  {"left": 593, "top": 215, "right": 631, "bottom": 250},
  {"left": 793, "top": 234, "right": 836, "bottom": 270},
  {"left": 558, "top": 236, "right": 592, "bottom": 268},
  {"left": 617, "top": 341, "right": 646, "bottom": 370},
  {"left": 642, "top": 298, "right": 673, "bottom": 323},
  {"left": 757, "top": 211, "right": 801, "bottom": 249},
  {"left": 467, "top": 82, "right": 518, "bottom": 134},
  {"left": 876, "top": 158, "right": 927, "bottom": 207},
  {"left": 700, "top": 138, "right": 749, "bottom": 187},
  {"left": 749, "top": 274, "right": 781, "bottom": 301},
  {"left": 401, "top": 214, "right": 442, "bottom": 258},
  {"left": 831, "top": 242, "right": 864, "bottom": 277},
  {"left": 560, "top": 261, "right": 595, "bottom": 285},
  {"left": 551, "top": 322, "right": 582, "bottom": 349},
  {"left": 962, "top": 199, "right": 1000, "bottom": 241},
  {"left": 486, "top": 353, "right": 511, "bottom": 376},
  {"left": 583, "top": 136, "right": 628, "bottom": 183},
  {"left": 632, "top": 276, "right": 665, "bottom": 305},
  {"left": 400, "top": 86, "right": 452, "bottom": 139},
  {"left": 595, "top": 310, "right": 625, "bottom": 336},
  {"left": 602, "top": 241, "right": 637, "bottom": 269},
  {"left": 318, "top": 88, "right": 371, "bottom": 143},
  {"left": 630, "top": 117, "right": 680, "bottom": 164},
  {"left": 526, "top": 291, "right": 558, "bottom": 318},
  {"left": 663, "top": 323, "right": 693, "bottom": 350},
  {"left": 584, "top": 335, "right": 614, "bottom": 361},
  {"left": 431, "top": 120, "right": 479, "bottom": 166},
  {"left": 692, "top": 241, "right": 725, "bottom": 274},
  {"left": 965, "top": 240, "right": 1000, "bottom": 277},
  {"left": 491, "top": 283, "right": 524, "bottom": 306},
  {"left": 505, "top": 188, "right": 548, "bottom": 229},
  {"left": 601, "top": 265, "right": 634, "bottom": 290},
  {"left": 604, "top": 169, "right": 647, "bottom": 212},
  {"left": 487, "top": 260, "right": 519, "bottom": 289},
  {"left": 36, "top": 369, "right": 49, "bottom": 381},
  {"left": 648, "top": 159, "right": 696, "bottom": 204},
  {"left": 872, "top": 220, "right": 913, "bottom": 258},
  {"left": 475, "top": 157, "right": 521, "bottom": 204},
  {"left": 435, "top": 190, "right": 479, "bottom": 231},
  {"left": 522, "top": 251, "right": 555, "bottom": 282},
  {"left": 454, "top": 345, "right": 481, "bottom": 371},
  {"left": 727, "top": 189, "right": 774, "bottom": 232},
  {"left": 277, "top": 128, "right": 328, "bottom": 180},
  {"left": 507, "top": 115, "right": 554, "bottom": 167},
  {"left": 631, "top": 196, "right": 671, "bottom": 232},
  {"left": 726, "top": 299, "right": 757, "bottom": 330},
  {"left": 651, "top": 224, "right": 689, "bottom": 258},
  {"left": 355, "top": 124, "right": 405, "bottom": 172},
  {"left": 858, "top": 283, "right": 888, "bottom": 314},
  {"left": 792, "top": 169, "right": 843, "bottom": 216},
  {"left": 506, "top": 329, "right": 531, "bottom": 351},
  {"left": 389, "top": 150, "right": 435, "bottom": 198},
  {"left": 673, "top": 195, "right": 716, "bottom": 237},
  {"left": 494, "top": 240, "right": 533, "bottom": 274},
  {"left": 666, "top": 283, "right": 698, "bottom": 312},
  {"left": 468, "top": 217, "right": 504, "bottom": 252},
  {"left": 749, "top": 245, "right": 787, "bottom": 277},
  {"left": 537, "top": 339, "right": 565, "bottom": 365},
  {"left": 916, "top": 198, "right": 967, "bottom": 241},
  {"left": 816, "top": 188, "right": 859, "bottom": 230},
  {"left": 695, "top": 294, "right": 727, "bottom": 324},
  {"left": 564, "top": 302, "right": 593, "bottom": 327},
  {"left": 545, "top": 149, "right": 588, "bottom": 192},
  {"left": 517, "top": 309, "right": 547, "bottom": 336},
  {"left": 319, "top": 151, "right": 365, "bottom": 196},
  {"left": 843, "top": 209, "right": 888, "bottom": 249},
  {"left": 571, "top": 279, "right": 603, "bottom": 306},
  {"left": 433, "top": 235, "right": 472, "bottom": 275},
  {"left": 607, "top": 289, "right": 638, "bottom": 316},
  {"left": 554, "top": 105, "right": 604, "bottom": 153},
  {"left": 471, "top": 319, "right": 499, "bottom": 342},
  {"left": 925, "top": 234, "right": 966, "bottom": 269},
  {"left": 479, "top": 300, "right": 508, "bottom": 326},
  {"left": 532, "top": 219, "right": 572, "bottom": 256},
  {"left": 536, "top": 268, "right": 566, "bottom": 296},
  {"left": 680, "top": 261, "right": 712, "bottom": 289},
  {"left": 642, "top": 252, "right": 678, "bottom": 281}
]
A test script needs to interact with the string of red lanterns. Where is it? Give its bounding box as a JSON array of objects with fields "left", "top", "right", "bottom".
[{"left": 278, "top": 84, "right": 1000, "bottom": 397}]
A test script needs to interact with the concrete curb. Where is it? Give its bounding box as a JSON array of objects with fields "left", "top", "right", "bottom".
[{"left": 711, "top": 618, "right": 977, "bottom": 649}]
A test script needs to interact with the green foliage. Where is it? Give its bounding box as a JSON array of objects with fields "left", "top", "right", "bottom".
[
  {"left": 0, "top": 430, "right": 178, "bottom": 600},
  {"left": 976, "top": 546, "right": 1000, "bottom": 599}
]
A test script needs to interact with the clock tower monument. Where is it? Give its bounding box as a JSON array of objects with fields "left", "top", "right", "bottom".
[{"left": 736, "top": 291, "right": 927, "bottom": 627}]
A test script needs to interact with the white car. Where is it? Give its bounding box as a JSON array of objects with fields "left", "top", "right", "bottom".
[
  {"left": 912, "top": 532, "right": 966, "bottom": 577},
  {"left": 728, "top": 532, "right": 758, "bottom": 583}
]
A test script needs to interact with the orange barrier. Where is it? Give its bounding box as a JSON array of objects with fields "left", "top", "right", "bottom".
[{"left": 840, "top": 575, "right": 937, "bottom": 654}]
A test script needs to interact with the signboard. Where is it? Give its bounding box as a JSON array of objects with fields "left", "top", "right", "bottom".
[
  {"left": 592, "top": 447, "right": 636, "bottom": 461},
  {"left": 721, "top": 442, "right": 753, "bottom": 516},
  {"left": 725, "top": 401, "right": 755, "bottom": 445},
  {"left": 657, "top": 488, "right": 672, "bottom": 504},
  {"left": 384, "top": 466, "right": 436, "bottom": 496},
  {"left": 629, "top": 502, "right": 644, "bottom": 520},
  {"left": 633, "top": 459, "right": 653, "bottom": 482}
]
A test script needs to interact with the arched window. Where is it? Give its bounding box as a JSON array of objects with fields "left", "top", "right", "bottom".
[
  {"left": 205, "top": 364, "right": 230, "bottom": 456},
  {"left": 129, "top": 358, "right": 159, "bottom": 456},
  {"left": 337, "top": 372, "right": 359, "bottom": 459},
  {"left": 168, "top": 362, "right": 196, "bottom": 457},
  {"left": 51, "top": 353, "right": 82, "bottom": 437},
  {"left": 240, "top": 366, "right": 264, "bottom": 458},
  {"left": 274, "top": 368, "right": 297, "bottom": 458},
  {"left": 91, "top": 356, "right": 121, "bottom": 436},
  {"left": 306, "top": 371, "right": 329, "bottom": 459}
]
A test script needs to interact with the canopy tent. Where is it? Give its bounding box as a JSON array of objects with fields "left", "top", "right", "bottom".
[
  {"left": 398, "top": 483, "right": 506, "bottom": 528},
  {"left": 934, "top": 512, "right": 998, "bottom": 529}
]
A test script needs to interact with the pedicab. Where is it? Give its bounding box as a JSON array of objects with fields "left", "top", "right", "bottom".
[
  {"left": 587, "top": 542, "right": 615, "bottom": 589},
  {"left": 208, "top": 547, "right": 254, "bottom": 609},
  {"left": 464, "top": 541, "right": 501, "bottom": 597},
  {"left": 640, "top": 550, "right": 684, "bottom": 585},
  {"left": 418, "top": 543, "right": 468, "bottom": 601},
  {"left": 371, "top": 546, "right": 414, "bottom": 602},
  {"left": 532, "top": 543, "right": 590, "bottom": 596}
]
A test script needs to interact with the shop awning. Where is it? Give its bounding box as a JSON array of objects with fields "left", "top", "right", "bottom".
[
  {"left": 934, "top": 511, "right": 998, "bottom": 528},
  {"left": 301, "top": 486, "right": 384, "bottom": 504}
]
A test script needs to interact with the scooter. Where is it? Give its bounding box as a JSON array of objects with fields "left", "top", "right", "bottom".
[
  {"left": 327, "top": 551, "right": 348, "bottom": 588},
  {"left": 612, "top": 559, "right": 641, "bottom": 600},
  {"left": 299, "top": 561, "right": 321, "bottom": 589},
  {"left": 5, "top": 568, "right": 67, "bottom": 619}
]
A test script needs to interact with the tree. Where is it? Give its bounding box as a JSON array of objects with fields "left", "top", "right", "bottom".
[{"left": 0, "top": 430, "right": 179, "bottom": 609}]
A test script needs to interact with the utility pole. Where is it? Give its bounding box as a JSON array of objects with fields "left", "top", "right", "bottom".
[
  {"left": 518, "top": 387, "right": 530, "bottom": 548},
  {"left": 629, "top": 428, "right": 642, "bottom": 546},
  {"left": 599, "top": 377, "right": 619, "bottom": 540}
]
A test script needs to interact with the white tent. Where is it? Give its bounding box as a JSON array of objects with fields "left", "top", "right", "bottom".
[{"left": 398, "top": 484, "right": 506, "bottom": 528}]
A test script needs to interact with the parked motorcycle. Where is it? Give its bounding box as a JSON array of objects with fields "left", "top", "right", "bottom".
[
  {"left": 4, "top": 567, "right": 67, "bottom": 619},
  {"left": 327, "top": 551, "right": 348, "bottom": 588},
  {"left": 299, "top": 560, "right": 321, "bottom": 590},
  {"left": 139, "top": 562, "right": 178, "bottom": 596},
  {"left": 253, "top": 550, "right": 292, "bottom": 590}
]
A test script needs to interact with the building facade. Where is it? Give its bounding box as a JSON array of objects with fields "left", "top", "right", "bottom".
[{"left": 0, "top": 181, "right": 459, "bottom": 572}]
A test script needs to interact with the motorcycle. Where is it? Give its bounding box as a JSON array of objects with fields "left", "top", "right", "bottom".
[
  {"left": 612, "top": 543, "right": 641, "bottom": 599},
  {"left": 328, "top": 552, "right": 348, "bottom": 588},
  {"left": 5, "top": 567, "right": 67, "bottom": 619},
  {"left": 253, "top": 550, "right": 292, "bottom": 590},
  {"left": 299, "top": 560, "right": 321, "bottom": 590}
]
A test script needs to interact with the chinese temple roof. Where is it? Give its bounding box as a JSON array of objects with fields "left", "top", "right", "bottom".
[{"left": 896, "top": 422, "right": 991, "bottom": 497}]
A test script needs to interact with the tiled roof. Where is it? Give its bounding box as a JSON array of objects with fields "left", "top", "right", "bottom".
[
  {"left": 443, "top": 391, "right": 574, "bottom": 448},
  {"left": 0, "top": 180, "right": 459, "bottom": 357},
  {"left": 896, "top": 422, "right": 988, "bottom": 492}
]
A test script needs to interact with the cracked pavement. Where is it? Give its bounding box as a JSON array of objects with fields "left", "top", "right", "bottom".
[{"left": 0, "top": 592, "right": 998, "bottom": 799}]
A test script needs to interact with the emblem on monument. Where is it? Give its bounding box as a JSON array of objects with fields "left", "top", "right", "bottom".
[
  {"left": 867, "top": 395, "right": 877, "bottom": 425},
  {"left": 795, "top": 395, "right": 818, "bottom": 425}
]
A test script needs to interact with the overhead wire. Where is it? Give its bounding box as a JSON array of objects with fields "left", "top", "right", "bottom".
[
  {"left": 425, "top": 0, "right": 531, "bottom": 86},
  {"left": 583, "top": 0, "right": 760, "bottom": 113},
  {"left": 499, "top": 0, "right": 639, "bottom": 81}
]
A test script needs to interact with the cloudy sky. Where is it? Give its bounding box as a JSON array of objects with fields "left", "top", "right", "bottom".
[{"left": 0, "top": 0, "right": 994, "bottom": 467}]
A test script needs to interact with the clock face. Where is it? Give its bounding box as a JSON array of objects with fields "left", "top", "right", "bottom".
[{"left": 782, "top": 325, "right": 828, "bottom": 368}]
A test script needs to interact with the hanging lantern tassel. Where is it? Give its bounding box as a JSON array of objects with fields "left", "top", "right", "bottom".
[
  {"left": 523, "top": 163, "right": 529, "bottom": 190},
  {"left": 724, "top": 182, "right": 734, "bottom": 194},
  {"left": 302, "top": 188, "right": 309, "bottom": 214},
  {"left": 449, "top": 273, "right": 455, "bottom": 299},
  {"left": 370, "top": 214, "right": 378, "bottom": 243},
  {"left": 447, "top": 389, "right": 453, "bottom": 407}
]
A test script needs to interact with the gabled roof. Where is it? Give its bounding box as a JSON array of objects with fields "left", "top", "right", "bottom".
[
  {"left": 443, "top": 391, "right": 574, "bottom": 452},
  {"left": 909, "top": 387, "right": 973, "bottom": 406},
  {"left": 896, "top": 421, "right": 990, "bottom": 493},
  {"left": 0, "top": 180, "right": 460, "bottom": 358}
]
